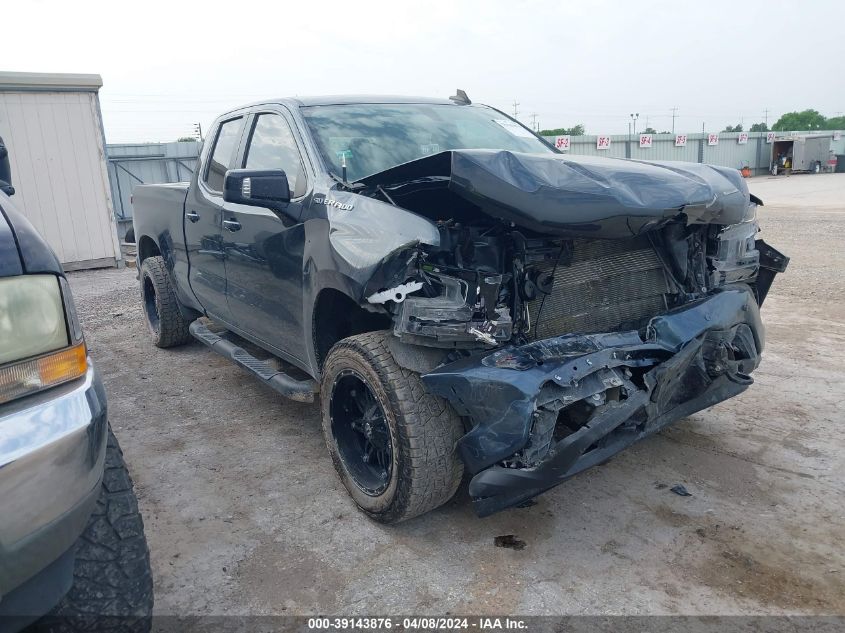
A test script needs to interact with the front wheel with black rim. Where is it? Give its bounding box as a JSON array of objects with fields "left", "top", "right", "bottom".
[
  {"left": 139, "top": 255, "right": 190, "bottom": 348},
  {"left": 320, "top": 331, "right": 464, "bottom": 524}
]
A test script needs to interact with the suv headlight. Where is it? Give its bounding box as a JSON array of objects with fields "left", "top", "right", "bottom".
[{"left": 0, "top": 274, "right": 87, "bottom": 404}]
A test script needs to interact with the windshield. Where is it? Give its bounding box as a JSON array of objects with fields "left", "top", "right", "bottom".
[{"left": 301, "top": 103, "right": 554, "bottom": 181}]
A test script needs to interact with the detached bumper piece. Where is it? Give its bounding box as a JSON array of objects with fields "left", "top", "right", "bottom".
[{"left": 422, "top": 286, "right": 765, "bottom": 517}]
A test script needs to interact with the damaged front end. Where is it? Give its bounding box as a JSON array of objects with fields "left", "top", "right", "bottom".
[
  {"left": 422, "top": 286, "right": 766, "bottom": 516},
  {"left": 355, "top": 150, "right": 788, "bottom": 515}
]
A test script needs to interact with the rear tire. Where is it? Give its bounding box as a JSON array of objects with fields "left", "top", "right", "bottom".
[
  {"left": 320, "top": 331, "right": 464, "bottom": 524},
  {"left": 36, "top": 426, "right": 153, "bottom": 633},
  {"left": 139, "top": 256, "right": 190, "bottom": 348}
]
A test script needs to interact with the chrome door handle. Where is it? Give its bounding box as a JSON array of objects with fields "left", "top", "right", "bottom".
[
  {"left": 186, "top": 210, "right": 200, "bottom": 222},
  {"left": 223, "top": 219, "right": 242, "bottom": 232}
]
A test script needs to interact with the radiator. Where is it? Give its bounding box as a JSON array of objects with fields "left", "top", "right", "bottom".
[{"left": 527, "top": 236, "right": 673, "bottom": 339}]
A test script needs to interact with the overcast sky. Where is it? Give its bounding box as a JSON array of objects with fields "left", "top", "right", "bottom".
[{"left": 4, "top": 0, "right": 844, "bottom": 143}]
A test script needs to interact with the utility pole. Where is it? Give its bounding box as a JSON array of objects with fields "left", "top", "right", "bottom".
[
  {"left": 671, "top": 106, "right": 679, "bottom": 134},
  {"left": 512, "top": 100, "right": 520, "bottom": 119},
  {"left": 530, "top": 113, "right": 539, "bottom": 132},
  {"left": 763, "top": 109, "right": 769, "bottom": 127},
  {"left": 193, "top": 122, "right": 203, "bottom": 142},
  {"left": 629, "top": 113, "right": 639, "bottom": 136}
]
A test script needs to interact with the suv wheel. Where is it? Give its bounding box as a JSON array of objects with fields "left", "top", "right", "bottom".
[
  {"left": 36, "top": 425, "right": 153, "bottom": 633},
  {"left": 320, "top": 331, "right": 464, "bottom": 523},
  {"left": 139, "top": 255, "right": 190, "bottom": 348}
]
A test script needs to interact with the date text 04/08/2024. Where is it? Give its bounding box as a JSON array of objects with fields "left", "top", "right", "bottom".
[{"left": 307, "top": 617, "right": 528, "bottom": 630}]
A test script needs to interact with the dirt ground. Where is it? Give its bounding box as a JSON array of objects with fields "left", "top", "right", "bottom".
[{"left": 67, "top": 173, "right": 845, "bottom": 616}]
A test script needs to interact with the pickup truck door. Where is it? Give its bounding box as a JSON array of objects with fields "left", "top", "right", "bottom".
[
  {"left": 223, "top": 111, "right": 309, "bottom": 365},
  {"left": 184, "top": 115, "right": 245, "bottom": 322}
]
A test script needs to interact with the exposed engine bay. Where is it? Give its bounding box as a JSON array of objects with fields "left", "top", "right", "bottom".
[{"left": 363, "top": 197, "right": 766, "bottom": 351}]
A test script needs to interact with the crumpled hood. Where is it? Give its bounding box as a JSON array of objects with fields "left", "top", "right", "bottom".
[{"left": 359, "top": 150, "right": 751, "bottom": 238}]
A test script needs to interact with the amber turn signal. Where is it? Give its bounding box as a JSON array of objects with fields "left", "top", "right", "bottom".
[{"left": 0, "top": 342, "right": 88, "bottom": 404}]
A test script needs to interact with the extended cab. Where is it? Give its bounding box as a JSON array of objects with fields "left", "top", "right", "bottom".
[{"left": 132, "top": 94, "right": 788, "bottom": 522}]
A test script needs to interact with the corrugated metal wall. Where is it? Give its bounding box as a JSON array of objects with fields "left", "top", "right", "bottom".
[
  {"left": 0, "top": 89, "right": 122, "bottom": 269},
  {"left": 543, "top": 131, "right": 843, "bottom": 173},
  {"left": 106, "top": 141, "right": 199, "bottom": 238}
]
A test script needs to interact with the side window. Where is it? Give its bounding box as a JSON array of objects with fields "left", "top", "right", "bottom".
[
  {"left": 204, "top": 117, "right": 244, "bottom": 192},
  {"left": 244, "top": 114, "right": 304, "bottom": 196}
]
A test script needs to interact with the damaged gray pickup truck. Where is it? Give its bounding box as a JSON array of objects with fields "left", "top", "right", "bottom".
[{"left": 132, "top": 93, "right": 788, "bottom": 522}]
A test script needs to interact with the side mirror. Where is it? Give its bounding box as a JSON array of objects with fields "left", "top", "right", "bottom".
[
  {"left": 0, "top": 136, "right": 14, "bottom": 196},
  {"left": 224, "top": 169, "right": 290, "bottom": 209}
]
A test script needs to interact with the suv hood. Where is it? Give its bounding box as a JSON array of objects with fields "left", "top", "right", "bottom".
[
  {"left": 0, "top": 193, "right": 63, "bottom": 277},
  {"left": 358, "top": 150, "right": 752, "bottom": 238}
]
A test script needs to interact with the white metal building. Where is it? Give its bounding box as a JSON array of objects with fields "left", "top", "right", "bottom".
[{"left": 0, "top": 71, "right": 122, "bottom": 270}]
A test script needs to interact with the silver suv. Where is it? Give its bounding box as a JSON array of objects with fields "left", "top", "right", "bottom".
[{"left": 0, "top": 139, "right": 152, "bottom": 633}]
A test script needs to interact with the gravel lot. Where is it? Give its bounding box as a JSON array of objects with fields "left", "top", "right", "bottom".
[{"left": 68, "top": 173, "right": 845, "bottom": 616}]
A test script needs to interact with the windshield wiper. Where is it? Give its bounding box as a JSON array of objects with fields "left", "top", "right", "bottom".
[{"left": 328, "top": 172, "right": 364, "bottom": 191}]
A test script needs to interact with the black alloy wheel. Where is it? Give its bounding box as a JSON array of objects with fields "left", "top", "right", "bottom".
[
  {"left": 329, "top": 369, "right": 393, "bottom": 496},
  {"left": 142, "top": 275, "right": 160, "bottom": 335}
]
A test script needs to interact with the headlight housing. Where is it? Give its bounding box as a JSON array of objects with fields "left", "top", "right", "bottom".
[
  {"left": 0, "top": 274, "right": 87, "bottom": 404},
  {"left": 707, "top": 203, "right": 760, "bottom": 288}
]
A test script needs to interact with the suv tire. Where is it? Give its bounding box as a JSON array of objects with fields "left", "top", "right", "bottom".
[
  {"left": 139, "top": 255, "right": 190, "bottom": 348},
  {"left": 320, "top": 331, "right": 464, "bottom": 524},
  {"left": 36, "top": 425, "right": 153, "bottom": 633}
]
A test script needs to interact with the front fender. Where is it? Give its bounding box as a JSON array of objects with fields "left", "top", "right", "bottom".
[{"left": 299, "top": 195, "right": 441, "bottom": 374}]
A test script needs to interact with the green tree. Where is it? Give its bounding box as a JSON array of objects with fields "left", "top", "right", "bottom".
[
  {"left": 826, "top": 116, "right": 845, "bottom": 130},
  {"left": 723, "top": 123, "right": 743, "bottom": 132},
  {"left": 540, "top": 124, "right": 585, "bottom": 136},
  {"left": 643, "top": 127, "right": 658, "bottom": 134},
  {"left": 177, "top": 136, "right": 197, "bottom": 142},
  {"left": 749, "top": 122, "right": 768, "bottom": 132},
  {"left": 772, "top": 109, "right": 826, "bottom": 131}
]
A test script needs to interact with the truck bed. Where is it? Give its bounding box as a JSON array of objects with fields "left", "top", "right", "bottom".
[
  {"left": 132, "top": 183, "right": 188, "bottom": 247},
  {"left": 131, "top": 182, "right": 191, "bottom": 306}
]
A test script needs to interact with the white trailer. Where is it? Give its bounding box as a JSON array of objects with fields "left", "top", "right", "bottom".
[{"left": 770, "top": 134, "right": 833, "bottom": 175}]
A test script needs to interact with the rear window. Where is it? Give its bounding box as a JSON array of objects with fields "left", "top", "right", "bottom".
[{"left": 205, "top": 117, "right": 244, "bottom": 192}]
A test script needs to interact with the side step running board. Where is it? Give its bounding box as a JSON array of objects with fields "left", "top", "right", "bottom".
[{"left": 189, "top": 321, "right": 318, "bottom": 403}]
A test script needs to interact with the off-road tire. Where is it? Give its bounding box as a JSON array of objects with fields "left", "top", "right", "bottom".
[
  {"left": 139, "top": 255, "right": 190, "bottom": 348},
  {"left": 36, "top": 425, "right": 153, "bottom": 633},
  {"left": 320, "top": 331, "right": 464, "bottom": 524}
]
